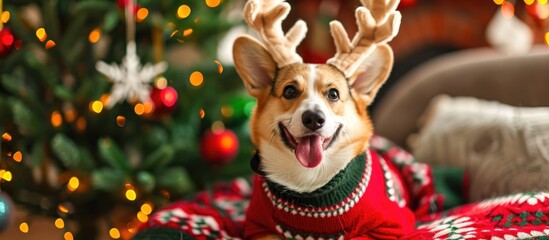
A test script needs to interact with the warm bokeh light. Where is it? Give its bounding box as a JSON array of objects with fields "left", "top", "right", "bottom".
[
  {"left": 183, "top": 28, "right": 193, "bottom": 37},
  {"left": 67, "top": 176, "right": 80, "bottom": 192},
  {"left": 1, "top": 132, "right": 12, "bottom": 141},
  {"left": 58, "top": 204, "right": 70, "bottom": 214},
  {"left": 540, "top": 0, "right": 548, "bottom": 5},
  {"left": 109, "top": 228, "right": 121, "bottom": 239},
  {"left": 190, "top": 71, "right": 204, "bottom": 86},
  {"left": 64, "top": 108, "right": 77, "bottom": 122},
  {"left": 501, "top": 1, "right": 515, "bottom": 19},
  {"left": 221, "top": 105, "right": 234, "bottom": 118},
  {"left": 126, "top": 189, "right": 137, "bottom": 201},
  {"left": 143, "top": 101, "right": 154, "bottom": 114},
  {"left": 51, "top": 110, "right": 63, "bottom": 127},
  {"left": 136, "top": 8, "right": 149, "bottom": 22},
  {"left": 45, "top": 40, "right": 56, "bottom": 49},
  {"left": 55, "top": 218, "right": 65, "bottom": 229},
  {"left": 493, "top": 0, "right": 504, "bottom": 5},
  {"left": 137, "top": 211, "right": 148, "bottom": 223},
  {"left": 90, "top": 101, "right": 104, "bottom": 113},
  {"left": 36, "top": 28, "right": 47, "bottom": 42},
  {"left": 214, "top": 60, "right": 224, "bottom": 74},
  {"left": 211, "top": 121, "right": 225, "bottom": 133},
  {"left": 116, "top": 116, "right": 126, "bottom": 127},
  {"left": 155, "top": 77, "right": 168, "bottom": 89},
  {"left": 1, "top": 11, "right": 10, "bottom": 24},
  {"left": 134, "top": 103, "right": 145, "bottom": 115},
  {"left": 199, "top": 109, "right": 205, "bottom": 119},
  {"left": 0, "top": 170, "right": 12, "bottom": 181},
  {"left": 100, "top": 94, "right": 111, "bottom": 106},
  {"left": 160, "top": 87, "right": 178, "bottom": 107},
  {"left": 205, "top": 0, "right": 222, "bottom": 8},
  {"left": 76, "top": 117, "right": 87, "bottom": 132},
  {"left": 13, "top": 151, "right": 22, "bottom": 162},
  {"left": 64, "top": 232, "right": 74, "bottom": 240},
  {"left": 141, "top": 203, "right": 153, "bottom": 215},
  {"left": 524, "top": 0, "right": 535, "bottom": 5},
  {"left": 19, "top": 222, "right": 29, "bottom": 233},
  {"left": 170, "top": 30, "right": 179, "bottom": 38},
  {"left": 177, "top": 5, "right": 191, "bottom": 19},
  {"left": 220, "top": 134, "right": 236, "bottom": 151},
  {"left": 545, "top": 32, "right": 549, "bottom": 46},
  {"left": 88, "top": 28, "right": 101, "bottom": 44}
]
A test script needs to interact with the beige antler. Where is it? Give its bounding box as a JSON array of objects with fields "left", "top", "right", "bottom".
[
  {"left": 243, "top": 0, "right": 307, "bottom": 68},
  {"left": 327, "top": 0, "right": 401, "bottom": 78}
]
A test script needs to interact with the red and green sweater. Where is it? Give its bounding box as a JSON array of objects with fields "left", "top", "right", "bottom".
[{"left": 244, "top": 150, "right": 417, "bottom": 239}]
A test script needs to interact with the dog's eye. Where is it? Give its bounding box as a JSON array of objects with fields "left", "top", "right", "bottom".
[
  {"left": 283, "top": 86, "right": 298, "bottom": 99},
  {"left": 327, "top": 88, "right": 339, "bottom": 101}
]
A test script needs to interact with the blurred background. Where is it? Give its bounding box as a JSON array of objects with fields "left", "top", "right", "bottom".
[{"left": 0, "top": 0, "right": 547, "bottom": 239}]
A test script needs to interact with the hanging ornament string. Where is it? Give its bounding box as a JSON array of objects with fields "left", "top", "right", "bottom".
[{"left": 96, "top": 0, "right": 167, "bottom": 108}]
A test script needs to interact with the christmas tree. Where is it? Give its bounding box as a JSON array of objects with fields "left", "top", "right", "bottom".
[{"left": 0, "top": 0, "right": 255, "bottom": 239}]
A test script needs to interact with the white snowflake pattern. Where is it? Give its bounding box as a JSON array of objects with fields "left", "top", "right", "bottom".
[
  {"left": 477, "top": 192, "right": 549, "bottom": 209},
  {"left": 419, "top": 216, "right": 476, "bottom": 240},
  {"left": 96, "top": 41, "right": 167, "bottom": 108}
]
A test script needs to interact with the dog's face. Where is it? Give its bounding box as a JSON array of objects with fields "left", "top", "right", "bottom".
[{"left": 233, "top": 36, "right": 393, "bottom": 192}]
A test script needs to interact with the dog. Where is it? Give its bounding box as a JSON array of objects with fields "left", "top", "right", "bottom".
[{"left": 232, "top": 0, "right": 417, "bottom": 239}]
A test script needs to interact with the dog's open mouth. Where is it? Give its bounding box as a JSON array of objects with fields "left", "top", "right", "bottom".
[{"left": 279, "top": 123, "right": 342, "bottom": 168}]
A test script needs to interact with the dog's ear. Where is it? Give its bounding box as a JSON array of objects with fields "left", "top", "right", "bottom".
[
  {"left": 349, "top": 44, "right": 393, "bottom": 105},
  {"left": 233, "top": 36, "right": 277, "bottom": 98}
]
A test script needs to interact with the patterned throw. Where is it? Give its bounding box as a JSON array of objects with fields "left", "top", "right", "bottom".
[{"left": 134, "top": 136, "right": 549, "bottom": 239}]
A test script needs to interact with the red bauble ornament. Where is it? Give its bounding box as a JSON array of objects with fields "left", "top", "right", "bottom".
[
  {"left": 150, "top": 86, "right": 178, "bottom": 115},
  {"left": 200, "top": 129, "right": 239, "bottom": 165},
  {"left": 0, "top": 28, "right": 15, "bottom": 57},
  {"left": 116, "top": 0, "right": 140, "bottom": 14}
]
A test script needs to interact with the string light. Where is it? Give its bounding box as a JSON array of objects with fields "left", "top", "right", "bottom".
[
  {"left": 177, "top": 5, "right": 191, "bottom": 19},
  {"left": 109, "top": 228, "right": 121, "bottom": 239},
  {"left": 524, "top": 0, "right": 535, "bottom": 4},
  {"left": 540, "top": 0, "right": 548, "bottom": 4},
  {"left": 100, "top": 94, "right": 111, "bottom": 106},
  {"left": 67, "top": 176, "right": 80, "bottom": 192},
  {"left": 134, "top": 103, "right": 145, "bottom": 115},
  {"left": 154, "top": 77, "right": 168, "bottom": 89},
  {"left": 545, "top": 32, "right": 549, "bottom": 46},
  {"left": 88, "top": 28, "right": 101, "bottom": 44},
  {"left": 182, "top": 28, "right": 193, "bottom": 37},
  {"left": 143, "top": 101, "right": 154, "bottom": 114},
  {"left": 170, "top": 30, "right": 179, "bottom": 38},
  {"left": 116, "top": 116, "right": 126, "bottom": 127},
  {"left": 214, "top": 60, "right": 223, "bottom": 74},
  {"left": 90, "top": 101, "right": 104, "bottom": 113},
  {"left": 19, "top": 222, "right": 29, "bottom": 233},
  {"left": 189, "top": 71, "right": 204, "bottom": 87},
  {"left": 136, "top": 8, "right": 149, "bottom": 22},
  {"left": 0, "top": 170, "right": 12, "bottom": 181},
  {"left": 141, "top": 203, "right": 153, "bottom": 215},
  {"left": 64, "top": 232, "right": 74, "bottom": 240},
  {"left": 55, "top": 218, "right": 65, "bottom": 229},
  {"left": 13, "top": 151, "right": 22, "bottom": 162},
  {"left": 58, "top": 204, "right": 70, "bottom": 214},
  {"left": 51, "top": 110, "right": 63, "bottom": 127},
  {"left": 76, "top": 117, "right": 87, "bottom": 132},
  {"left": 125, "top": 187, "right": 137, "bottom": 201},
  {"left": 221, "top": 105, "right": 234, "bottom": 118},
  {"left": 1, "top": 132, "right": 11, "bottom": 141},
  {"left": 45, "top": 40, "right": 56, "bottom": 49},
  {"left": 64, "top": 108, "right": 77, "bottom": 122},
  {"left": 1, "top": 11, "right": 10, "bottom": 24},
  {"left": 36, "top": 28, "right": 47, "bottom": 42},
  {"left": 136, "top": 211, "right": 148, "bottom": 223},
  {"left": 199, "top": 109, "right": 206, "bottom": 119},
  {"left": 205, "top": 0, "right": 222, "bottom": 8},
  {"left": 211, "top": 121, "right": 225, "bottom": 133}
]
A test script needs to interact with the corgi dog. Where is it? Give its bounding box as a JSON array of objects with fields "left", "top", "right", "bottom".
[{"left": 233, "top": 0, "right": 415, "bottom": 239}]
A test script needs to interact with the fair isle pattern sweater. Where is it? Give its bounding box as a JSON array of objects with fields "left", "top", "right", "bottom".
[{"left": 244, "top": 150, "right": 417, "bottom": 240}]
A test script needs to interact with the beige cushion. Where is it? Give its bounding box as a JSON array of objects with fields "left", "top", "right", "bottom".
[
  {"left": 373, "top": 46, "right": 549, "bottom": 149},
  {"left": 411, "top": 96, "right": 549, "bottom": 202}
]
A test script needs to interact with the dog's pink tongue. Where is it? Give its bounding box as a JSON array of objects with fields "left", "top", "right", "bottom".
[{"left": 295, "top": 135, "right": 323, "bottom": 168}]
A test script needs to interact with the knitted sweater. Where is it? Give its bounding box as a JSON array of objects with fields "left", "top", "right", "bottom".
[{"left": 244, "top": 150, "right": 416, "bottom": 239}]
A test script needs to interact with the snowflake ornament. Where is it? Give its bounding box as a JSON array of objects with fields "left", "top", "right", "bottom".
[{"left": 96, "top": 41, "right": 167, "bottom": 108}]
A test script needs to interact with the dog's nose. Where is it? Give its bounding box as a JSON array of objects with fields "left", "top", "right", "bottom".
[{"left": 302, "top": 110, "right": 325, "bottom": 131}]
